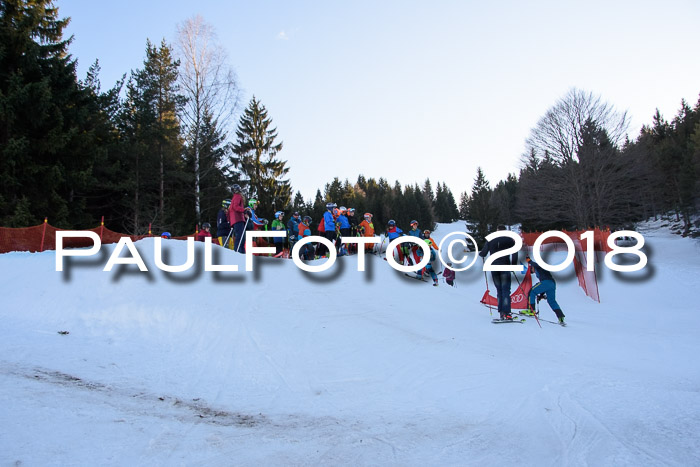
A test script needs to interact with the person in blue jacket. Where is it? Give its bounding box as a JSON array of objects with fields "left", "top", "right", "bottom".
[
  {"left": 323, "top": 203, "right": 338, "bottom": 251},
  {"left": 386, "top": 219, "right": 408, "bottom": 263},
  {"left": 414, "top": 239, "right": 439, "bottom": 286},
  {"left": 287, "top": 211, "right": 302, "bottom": 249},
  {"left": 335, "top": 206, "right": 351, "bottom": 252},
  {"left": 407, "top": 220, "right": 423, "bottom": 238},
  {"left": 526, "top": 256, "right": 565, "bottom": 325},
  {"left": 406, "top": 220, "right": 423, "bottom": 264},
  {"left": 386, "top": 219, "right": 403, "bottom": 240}
]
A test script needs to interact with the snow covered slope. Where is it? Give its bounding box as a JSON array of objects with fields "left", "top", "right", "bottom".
[{"left": 1, "top": 223, "right": 699, "bottom": 466}]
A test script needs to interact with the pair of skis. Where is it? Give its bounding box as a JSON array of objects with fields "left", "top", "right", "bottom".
[
  {"left": 491, "top": 317, "right": 526, "bottom": 324},
  {"left": 491, "top": 312, "right": 566, "bottom": 326}
]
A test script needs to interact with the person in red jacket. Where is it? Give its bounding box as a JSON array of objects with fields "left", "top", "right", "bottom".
[
  {"left": 197, "top": 223, "right": 212, "bottom": 242},
  {"left": 228, "top": 184, "right": 247, "bottom": 252}
]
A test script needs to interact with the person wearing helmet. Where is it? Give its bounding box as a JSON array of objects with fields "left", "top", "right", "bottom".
[
  {"left": 298, "top": 216, "right": 315, "bottom": 260},
  {"left": 386, "top": 220, "right": 403, "bottom": 241},
  {"left": 386, "top": 219, "right": 406, "bottom": 263},
  {"left": 406, "top": 220, "right": 423, "bottom": 265},
  {"left": 413, "top": 238, "right": 439, "bottom": 286},
  {"left": 358, "top": 212, "right": 375, "bottom": 253},
  {"left": 423, "top": 229, "right": 438, "bottom": 250},
  {"left": 335, "top": 207, "right": 350, "bottom": 253},
  {"left": 286, "top": 212, "right": 302, "bottom": 250},
  {"left": 161, "top": 232, "right": 171, "bottom": 239},
  {"left": 217, "top": 199, "right": 232, "bottom": 248},
  {"left": 346, "top": 208, "right": 359, "bottom": 253},
  {"left": 323, "top": 202, "right": 338, "bottom": 253},
  {"left": 246, "top": 198, "right": 267, "bottom": 230},
  {"left": 271, "top": 211, "right": 286, "bottom": 256},
  {"left": 229, "top": 184, "right": 247, "bottom": 253},
  {"left": 197, "top": 222, "right": 212, "bottom": 242},
  {"left": 408, "top": 220, "right": 422, "bottom": 238}
]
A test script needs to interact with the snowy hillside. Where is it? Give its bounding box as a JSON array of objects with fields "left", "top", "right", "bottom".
[{"left": 1, "top": 222, "right": 699, "bottom": 466}]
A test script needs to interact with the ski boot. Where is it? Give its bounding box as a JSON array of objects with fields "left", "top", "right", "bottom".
[{"left": 554, "top": 309, "right": 566, "bottom": 326}]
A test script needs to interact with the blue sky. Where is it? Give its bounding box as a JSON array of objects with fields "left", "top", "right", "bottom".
[{"left": 61, "top": 0, "right": 700, "bottom": 201}]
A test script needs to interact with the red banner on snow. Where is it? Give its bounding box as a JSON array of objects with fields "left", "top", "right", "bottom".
[{"left": 480, "top": 269, "right": 533, "bottom": 310}]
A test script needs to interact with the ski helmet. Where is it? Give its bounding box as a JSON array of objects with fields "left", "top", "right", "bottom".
[
  {"left": 339, "top": 206, "right": 347, "bottom": 214},
  {"left": 293, "top": 211, "right": 300, "bottom": 217},
  {"left": 231, "top": 184, "right": 242, "bottom": 193},
  {"left": 348, "top": 208, "right": 355, "bottom": 214},
  {"left": 363, "top": 212, "right": 373, "bottom": 219},
  {"left": 326, "top": 202, "right": 336, "bottom": 210},
  {"left": 388, "top": 219, "right": 396, "bottom": 226},
  {"left": 275, "top": 211, "right": 284, "bottom": 218},
  {"left": 161, "top": 232, "right": 171, "bottom": 239},
  {"left": 248, "top": 198, "right": 258, "bottom": 208},
  {"left": 222, "top": 199, "right": 231, "bottom": 208},
  {"left": 202, "top": 222, "right": 211, "bottom": 229},
  {"left": 302, "top": 215, "right": 312, "bottom": 224},
  {"left": 423, "top": 229, "right": 431, "bottom": 236},
  {"left": 410, "top": 220, "right": 418, "bottom": 226}
]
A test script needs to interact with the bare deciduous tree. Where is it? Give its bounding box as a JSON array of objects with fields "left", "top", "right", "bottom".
[
  {"left": 176, "top": 15, "right": 241, "bottom": 222},
  {"left": 518, "top": 89, "right": 640, "bottom": 230},
  {"left": 525, "top": 88, "right": 629, "bottom": 165}
]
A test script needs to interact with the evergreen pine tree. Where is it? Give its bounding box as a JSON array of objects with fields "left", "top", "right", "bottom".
[
  {"left": 292, "top": 191, "right": 306, "bottom": 213},
  {"left": 468, "top": 167, "right": 493, "bottom": 243},
  {"left": 443, "top": 183, "right": 460, "bottom": 221},
  {"left": 230, "top": 96, "right": 290, "bottom": 219},
  {"left": 118, "top": 39, "right": 184, "bottom": 234},
  {"left": 312, "top": 189, "right": 325, "bottom": 228},
  {"left": 0, "top": 0, "right": 95, "bottom": 227},
  {"left": 459, "top": 192, "right": 470, "bottom": 220}
]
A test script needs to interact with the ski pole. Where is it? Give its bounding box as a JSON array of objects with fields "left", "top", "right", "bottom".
[
  {"left": 222, "top": 228, "right": 234, "bottom": 249},
  {"left": 235, "top": 217, "right": 250, "bottom": 253}
]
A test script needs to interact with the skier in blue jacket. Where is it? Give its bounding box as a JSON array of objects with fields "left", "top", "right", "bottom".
[
  {"left": 287, "top": 211, "right": 301, "bottom": 248},
  {"left": 414, "top": 239, "right": 439, "bottom": 286},
  {"left": 406, "top": 220, "right": 423, "bottom": 264},
  {"left": 526, "top": 256, "right": 565, "bottom": 325},
  {"left": 323, "top": 203, "right": 338, "bottom": 250},
  {"left": 336, "top": 207, "right": 351, "bottom": 252},
  {"left": 407, "top": 220, "right": 423, "bottom": 238}
]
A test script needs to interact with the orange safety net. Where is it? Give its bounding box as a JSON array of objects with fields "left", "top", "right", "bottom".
[
  {"left": 521, "top": 228, "right": 612, "bottom": 252},
  {"left": 519, "top": 232, "right": 602, "bottom": 303},
  {"left": 0, "top": 221, "right": 199, "bottom": 254}
]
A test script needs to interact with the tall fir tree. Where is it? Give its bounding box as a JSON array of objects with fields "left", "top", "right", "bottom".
[
  {"left": 118, "top": 39, "right": 184, "bottom": 234},
  {"left": 459, "top": 191, "right": 470, "bottom": 220},
  {"left": 291, "top": 191, "right": 306, "bottom": 214},
  {"left": 468, "top": 167, "right": 493, "bottom": 243},
  {"left": 230, "top": 96, "right": 290, "bottom": 219},
  {"left": 0, "top": 0, "right": 96, "bottom": 227}
]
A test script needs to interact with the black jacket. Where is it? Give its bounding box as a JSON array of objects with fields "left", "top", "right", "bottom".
[{"left": 479, "top": 234, "right": 518, "bottom": 266}]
